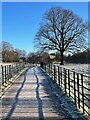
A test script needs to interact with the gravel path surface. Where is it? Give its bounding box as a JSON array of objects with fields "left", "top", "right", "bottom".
[{"left": 1, "top": 67, "right": 72, "bottom": 120}]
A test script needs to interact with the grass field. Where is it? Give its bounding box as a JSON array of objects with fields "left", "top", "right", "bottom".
[{"left": 55, "top": 63, "right": 90, "bottom": 75}]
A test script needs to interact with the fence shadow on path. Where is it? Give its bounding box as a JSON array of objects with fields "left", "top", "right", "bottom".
[
  {"left": 33, "top": 67, "right": 72, "bottom": 120},
  {"left": 34, "top": 68, "right": 44, "bottom": 120},
  {"left": 34, "top": 69, "right": 44, "bottom": 120},
  {"left": 5, "top": 72, "right": 27, "bottom": 120},
  {"left": 2, "top": 66, "right": 73, "bottom": 120}
]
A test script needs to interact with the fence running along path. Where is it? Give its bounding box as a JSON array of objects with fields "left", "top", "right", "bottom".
[
  {"left": 0, "top": 63, "right": 26, "bottom": 87},
  {"left": 1, "top": 66, "right": 72, "bottom": 120},
  {"left": 43, "top": 64, "right": 90, "bottom": 116},
  {"left": 0, "top": 63, "right": 35, "bottom": 89},
  {"left": 1, "top": 63, "right": 90, "bottom": 119}
]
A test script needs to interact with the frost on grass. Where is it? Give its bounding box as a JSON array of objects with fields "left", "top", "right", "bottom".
[{"left": 57, "top": 64, "right": 90, "bottom": 74}]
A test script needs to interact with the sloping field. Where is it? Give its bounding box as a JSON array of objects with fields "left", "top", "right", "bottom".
[{"left": 56, "top": 63, "right": 90, "bottom": 75}]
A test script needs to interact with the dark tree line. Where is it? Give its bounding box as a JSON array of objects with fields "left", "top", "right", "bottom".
[
  {"left": 66, "top": 49, "right": 90, "bottom": 63},
  {"left": 27, "top": 52, "right": 51, "bottom": 64},
  {"left": 27, "top": 49, "right": 90, "bottom": 64}
]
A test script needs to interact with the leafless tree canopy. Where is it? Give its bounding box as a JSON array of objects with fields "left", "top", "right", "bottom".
[
  {"left": 1, "top": 41, "right": 27, "bottom": 62},
  {"left": 34, "top": 7, "right": 87, "bottom": 65}
]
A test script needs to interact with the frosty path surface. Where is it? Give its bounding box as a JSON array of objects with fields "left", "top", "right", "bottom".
[{"left": 1, "top": 67, "right": 71, "bottom": 120}]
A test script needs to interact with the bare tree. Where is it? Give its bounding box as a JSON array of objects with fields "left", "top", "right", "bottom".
[
  {"left": 15, "top": 49, "right": 27, "bottom": 58},
  {"left": 1, "top": 41, "right": 13, "bottom": 62},
  {"left": 40, "top": 52, "right": 50, "bottom": 63},
  {"left": 34, "top": 7, "right": 87, "bottom": 65},
  {"left": 2, "top": 41, "right": 13, "bottom": 51},
  {"left": 1, "top": 41, "right": 27, "bottom": 62},
  {"left": 27, "top": 52, "right": 39, "bottom": 63}
]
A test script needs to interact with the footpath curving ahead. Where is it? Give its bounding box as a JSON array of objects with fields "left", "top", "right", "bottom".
[{"left": 1, "top": 66, "right": 72, "bottom": 120}]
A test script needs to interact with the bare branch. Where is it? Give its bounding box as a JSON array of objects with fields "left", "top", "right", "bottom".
[{"left": 34, "top": 6, "right": 88, "bottom": 64}]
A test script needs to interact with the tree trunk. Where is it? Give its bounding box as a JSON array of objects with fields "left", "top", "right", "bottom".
[{"left": 60, "top": 51, "right": 64, "bottom": 65}]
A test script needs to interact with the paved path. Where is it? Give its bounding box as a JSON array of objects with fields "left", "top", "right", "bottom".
[{"left": 1, "top": 67, "right": 71, "bottom": 120}]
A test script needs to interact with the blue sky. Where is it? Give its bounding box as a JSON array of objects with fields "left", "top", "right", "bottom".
[{"left": 2, "top": 2, "right": 88, "bottom": 54}]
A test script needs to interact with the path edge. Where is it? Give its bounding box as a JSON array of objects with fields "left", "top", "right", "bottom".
[{"left": 41, "top": 67, "right": 90, "bottom": 120}]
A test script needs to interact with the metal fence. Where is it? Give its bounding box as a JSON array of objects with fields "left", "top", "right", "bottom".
[
  {"left": 43, "top": 64, "right": 90, "bottom": 116},
  {"left": 0, "top": 63, "right": 25, "bottom": 86}
]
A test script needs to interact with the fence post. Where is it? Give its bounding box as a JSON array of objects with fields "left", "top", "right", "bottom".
[
  {"left": 52, "top": 65, "right": 53, "bottom": 79},
  {"left": 5, "top": 66, "right": 7, "bottom": 83},
  {"left": 58, "top": 66, "right": 60, "bottom": 86},
  {"left": 73, "top": 71, "right": 76, "bottom": 104},
  {"left": 81, "top": 74, "right": 84, "bottom": 114},
  {"left": 61, "top": 67, "right": 62, "bottom": 88},
  {"left": 68, "top": 69, "right": 70, "bottom": 97},
  {"left": 64, "top": 68, "right": 66, "bottom": 94},
  {"left": 9, "top": 65, "right": 12, "bottom": 79},
  {"left": 7, "top": 65, "right": 9, "bottom": 81},
  {"left": 77, "top": 73, "right": 80, "bottom": 108},
  {"left": 54, "top": 65, "right": 56, "bottom": 81},
  {"left": 16, "top": 64, "right": 18, "bottom": 73},
  {"left": 50, "top": 64, "right": 52, "bottom": 77},
  {"left": 51, "top": 64, "right": 52, "bottom": 78},
  {"left": 49, "top": 64, "right": 50, "bottom": 75},
  {"left": 2, "top": 66, "right": 4, "bottom": 85},
  {"left": 12, "top": 65, "right": 14, "bottom": 76}
]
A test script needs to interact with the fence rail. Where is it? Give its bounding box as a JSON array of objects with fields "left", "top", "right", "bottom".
[
  {"left": 0, "top": 63, "right": 26, "bottom": 87},
  {"left": 43, "top": 64, "right": 90, "bottom": 116}
]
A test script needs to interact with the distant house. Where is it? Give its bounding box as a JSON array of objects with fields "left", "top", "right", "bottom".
[
  {"left": 49, "top": 54, "right": 56, "bottom": 60},
  {"left": 19, "top": 57, "right": 26, "bottom": 62}
]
